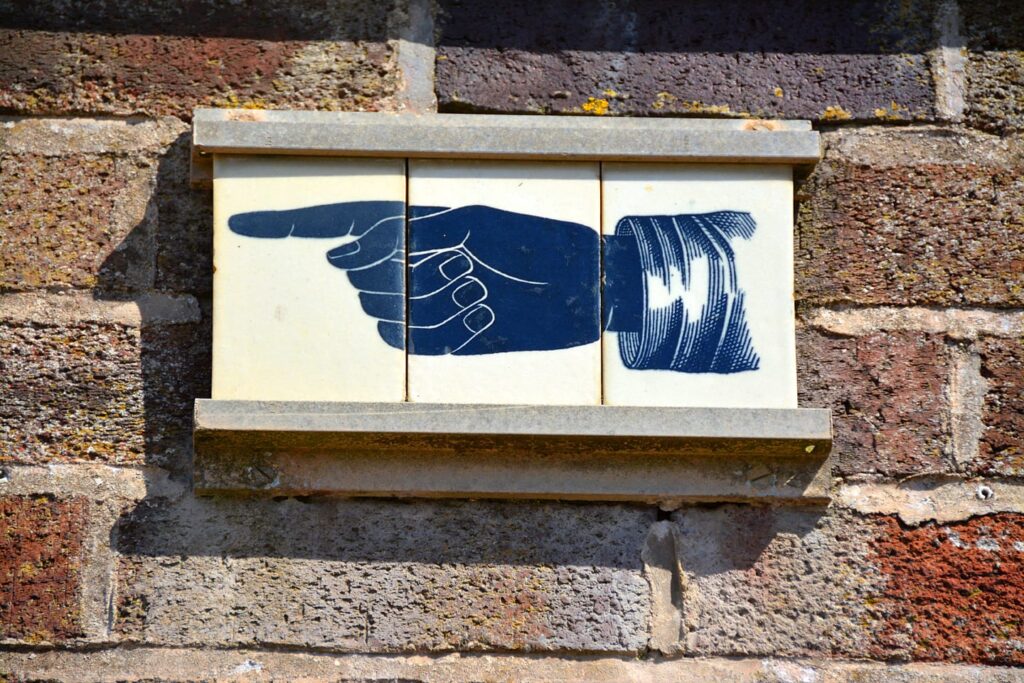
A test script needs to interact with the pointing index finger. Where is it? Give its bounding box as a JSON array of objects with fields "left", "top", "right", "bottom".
[{"left": 229, "top": 201, "right": 405, "bottom": 238}]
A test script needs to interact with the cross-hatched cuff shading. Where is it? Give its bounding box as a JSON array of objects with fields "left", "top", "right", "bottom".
[{"left": 611, "top": 212, "right": 760, "bottom": 374}]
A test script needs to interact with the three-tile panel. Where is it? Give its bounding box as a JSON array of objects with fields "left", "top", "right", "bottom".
[{"left": 212, "top": 156, "right": 795, "bottom": 407}]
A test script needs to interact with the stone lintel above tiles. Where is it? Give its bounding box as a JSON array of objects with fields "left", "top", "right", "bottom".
[
  {"left": 190, "top": 109, "right": 820, "bottom": 186},
  {"left": 193, "top": 400, "right": 832, "bottom": 503}
]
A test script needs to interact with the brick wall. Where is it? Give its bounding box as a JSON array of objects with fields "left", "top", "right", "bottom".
[{"left": 2, "top": 1, "right": 1023, "bottom": 680}]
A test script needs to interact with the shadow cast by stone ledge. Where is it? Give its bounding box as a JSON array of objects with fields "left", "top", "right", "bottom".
[
  {"left": 95, "top": 130, "right": 213, "bottom": 484},
  {"left": 115, "top": 493, "right": 661, "bottom": 566}
]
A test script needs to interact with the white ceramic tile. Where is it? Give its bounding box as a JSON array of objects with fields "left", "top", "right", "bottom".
[
  {"left": 406, "top": 160, "right": 601, "bottom": 405},
  {"left": 601, "top": 163, "right": 797, "bottom": 408},
  {"left": 212, "top": 155, "right": 406, "bottom": 401}
]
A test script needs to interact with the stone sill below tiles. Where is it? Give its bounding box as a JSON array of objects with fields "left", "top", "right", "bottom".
[{"left": 193, "top": 400, "right": 833, "bottom": 504}]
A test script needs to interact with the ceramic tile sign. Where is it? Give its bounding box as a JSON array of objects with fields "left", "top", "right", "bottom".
[
  {"left": 212, "top": 155, "right": 406, "bottom": 401},
  {"left": 405, "top": 160, "right": 602, "bottom": 405},
  {"left": 601, "top": 163, "right": 797, "bottom": 409}
]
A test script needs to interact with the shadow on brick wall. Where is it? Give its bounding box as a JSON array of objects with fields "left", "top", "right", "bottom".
[{"left": 94, "top": 131, "right": 212, "bottom": 482}]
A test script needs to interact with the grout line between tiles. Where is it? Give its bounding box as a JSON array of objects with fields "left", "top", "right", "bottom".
[
  {"left": 599, "top": 161, "right": 606, "bottom": 405},
  {"left": 404, "top": 158, "right": 411, "bottom": 402}
]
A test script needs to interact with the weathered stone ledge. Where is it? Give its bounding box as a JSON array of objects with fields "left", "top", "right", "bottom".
[{"left": 2, "top": 648, "right": 1020, "bottom": 683}]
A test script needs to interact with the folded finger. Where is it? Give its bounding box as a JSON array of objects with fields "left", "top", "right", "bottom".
[
  {"left": 409, "top": 302, "right": 494, "bottom": 356},
  {"left": 410, "top": 276, "right": 486, "bottom": 329},
  {"left": 346, "top": 258, "right": 404, "bottom": 294},
  {"left": 410, "top": 250, "right": 472, "bottom": 298},
  {"left": 376, "top": 321, "right": 405, "bottom": 351},
  {"left": 358, "top": 292, "right": 404, "bottom": 323}
]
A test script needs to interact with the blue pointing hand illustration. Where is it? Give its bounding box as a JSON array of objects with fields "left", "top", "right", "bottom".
[
  {"left": 229, "top": 202, "right": 759, "bottom": 373},
  {"left": 228, "top": 203, "right": 600, "bottom": 356}
]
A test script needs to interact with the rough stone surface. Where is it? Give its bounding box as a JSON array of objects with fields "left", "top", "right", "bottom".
[
  {"left": 0, "top": 1, "right": 400, "bottom": 118},
  {"left": 0, "top": 495, "right": 87, "bottom": 642},
  {"left": 0, "top": 153, "right": 155, "bottom": 293},
  {"left": 0, "top": 318, "right": 210, "bottom": 471},
  {"left": 870, "top": 514, "right": 1024, "bottom": 664},
  {"left": 0, "top": 117, "right": 190, "bottom": 296},
  {"left": 114, "top": 497, "right": 653, "bottom": 652},
  {"left": 0, "top": 115, "right": 187, "bottom": 156},
  {"left": 0, "top": 116, "right": 214, "bottom": 294},
  {"left": 961, "top": 0, "right": 1024, "bottom": 132},
  {"left": 797, "top": 130, "right": 1024, "bottom": 307},
  {"left": 435, "top": 0, "right": 937, "bottom": 121},
  {"left": 672, "top": 506, "right": 883, "bottom": 657},
  {"left": 976, "top": 336, "right": 1024, "bottom": 476},
  {"left": 837, "top": 479, "right": 1024, "bottom": 527},
  {"left": 674, "top": 507, "right": 1024, "bottom": 664},
  {"left": 797, "top": 328, "right": 951, "bottom": 477}
]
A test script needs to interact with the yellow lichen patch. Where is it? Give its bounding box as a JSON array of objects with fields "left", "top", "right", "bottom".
[
  {"left": 603, "top": 89, "right": 618, "bottom": 98},
  {"left": 651, "top": 91, "right": 677, "bottom": 110},
  {"left": 822, "top": 105, "right": 853, "bottom": 121},
  {"left": 681, "top": 100, "right": 739, "bottom": 116},
  {"left": 872, "top": 101, "right": 908, "bottom": 121},
  {"left": 23, "top": 629, "right": 53, "bottom": 645},
  {"left": 581, "top": 97, "right": 609, "bottom": 115},
  {"left": 773, "top": 87, "right": 784, "bottom": 98},
  {"left": 215, "top": 93, "right": 269, "bottom": 110}
]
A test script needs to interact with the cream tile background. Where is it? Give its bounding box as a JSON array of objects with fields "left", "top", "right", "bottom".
[
  {"left": 602, "top": 163, "right": 796, "bottom": 408},
  {"left": 212, "top": 155, "right": 406, "bottom": 401},
  {"left": 407, "top": 160, "right": 601, "bottom": 405}
]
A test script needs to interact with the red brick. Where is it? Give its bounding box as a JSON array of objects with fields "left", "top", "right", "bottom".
[
  {"left": 0, "top": 30, "right": 78, "bottom": 108},
  {"left": 797, "top": 162, "right": 1024, "bottom": 307},
  {"left": 870, "top": 514, "right": 1024, "bottom": 664},
  {"left": 797, "top": 329, "right": 950, "bottom": 476},
  {"left": 977, "top": 337, "right": 1024, "bottom": 476},
  {"left": 0, "top": 495, "right": 87, "bottom": 642},
  {"left": 0, "top": 153, "right": 154, "bottom": 293}
]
